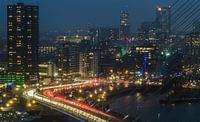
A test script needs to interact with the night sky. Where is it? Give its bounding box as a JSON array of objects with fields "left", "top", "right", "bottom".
[{"left": 0, "top": 0, "right": 173, "bottom": 33}]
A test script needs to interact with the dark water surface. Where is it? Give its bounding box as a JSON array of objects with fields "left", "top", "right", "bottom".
[{"left": 110, "top": 92, "right": 200, "bottom": 122}]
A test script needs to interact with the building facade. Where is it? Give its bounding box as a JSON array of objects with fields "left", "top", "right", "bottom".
[
  {"left": 120, "top": 10, "right": 131, "bottom": 40},
  {"left": 155, "top": 6, "right": 171, "bottom": 35},
  {"left": 7, "top": 3, "right": 39, "bottom": 83},
  {"left": 79, "top": 51, "right": 99, "bottom": 78},
  {"left": 56, "top": 42, "right": 80, "bottom": 75}
]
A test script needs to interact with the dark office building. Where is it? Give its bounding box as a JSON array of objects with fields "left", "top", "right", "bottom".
[
  {"left": 89, "top": 28, "right": 119, "bottom": 48},
  {"left": 120, "top": 10, "right": 131, "bottom": 40},
  {"left": 108, "top": 28, "right": 119, "bottom": 41},
  {"left": 185, "top": 34, "right": 200, "bottom": 60},
  {"left": 56, "top": 42, "right": 80, "bottom": 74},
  {"left": 0, "top": 36, "right": 3, "bottom": 51},
  {"left": 155, "top": 6, "right": 171, "bottom": 35},
  {"left": 7, "top": 3, "right": 39, "bottom": 83},
  {"left": 193, "top": 21, "right": 200, "bottom": 34}
]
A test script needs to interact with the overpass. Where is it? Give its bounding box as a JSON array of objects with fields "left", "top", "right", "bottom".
[{"left": 24, "top": 82, "right": 125, "bottom": 122}]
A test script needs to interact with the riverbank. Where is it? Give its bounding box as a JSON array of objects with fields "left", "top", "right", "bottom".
[{"left": 160, "top": 88, "right": 200, "bottom": 104}]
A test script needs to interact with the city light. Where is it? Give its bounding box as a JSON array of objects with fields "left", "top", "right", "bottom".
[
  {"left": 79, "top": 89, "right": 83, "bottom": 93},
  {"left": 6, "top": 103, "right": 10, "bottom": 107},
  {"left": 9, "top": 100, "right": 14, "bottom": 104},
  {"left": 0, "top": 1, "right": 199, "bottom": 121},
  {"left": 89, "top": 94, "right": 93, "bottom": 98},
  {"left": 27, "top": 103, "right": 32, "bottom": 107},
  {"left": 157, "top": 7, "right": 162, "bottom": 11},
  {"left": 3, "top": 93, "right": 7, "bottom": 98},
  {"left": 32, "top": 100, "right": 36, "bottom": 104}
]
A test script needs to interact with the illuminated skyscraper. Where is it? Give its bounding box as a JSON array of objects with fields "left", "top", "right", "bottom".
[
  {"left": 120, "top": 10, "right": 131, "bottom": 40},
  {"left": 7, "top": 3, "right": 39, "bottom": 82},
  {"left": 155, "top": 6, "right": 171, "bottom": 34}
]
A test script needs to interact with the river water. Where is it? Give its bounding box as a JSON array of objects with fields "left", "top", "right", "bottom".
[
  {"left": 36, "top": 91, "right": 200, "bottom": 122},
  {"left": 109, "top": 92, "right": 200, "bottom": 122}
]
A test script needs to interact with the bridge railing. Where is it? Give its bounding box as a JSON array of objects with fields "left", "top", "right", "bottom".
[{"left": 28, "top": 91, "right": 114, "bottom": 122}]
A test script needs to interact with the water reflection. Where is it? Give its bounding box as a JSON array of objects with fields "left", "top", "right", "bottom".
[{"left": 110, "top": 93, "right": 200, "bottom": 122}]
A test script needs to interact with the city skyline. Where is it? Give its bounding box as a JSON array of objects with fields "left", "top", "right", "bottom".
[
  {"left": 0, "top": 0, "right": 171, "bottom": 33},
  {"left": 2, "top": 1, "right": 200, "bottom": 122}
]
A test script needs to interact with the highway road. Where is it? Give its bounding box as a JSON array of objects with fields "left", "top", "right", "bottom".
[{"left": 24, "top": 82, "right": 125, "bottom": 122}]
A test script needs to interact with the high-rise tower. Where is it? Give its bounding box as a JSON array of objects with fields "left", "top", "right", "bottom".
[
  {"left": 120, "top": 10, "right": 131, "bottom": 40},
  {"left": 155, "top": 6, "right": 171, "bottom": 34},
  {"left": 7, "top": 3, "right": 39, "bottom": 83}
]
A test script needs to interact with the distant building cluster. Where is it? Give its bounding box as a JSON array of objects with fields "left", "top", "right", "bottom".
[{"left": 0, "top": 2, "right": 199, "bottom": 86}]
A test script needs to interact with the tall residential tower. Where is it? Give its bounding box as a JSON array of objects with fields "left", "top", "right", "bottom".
[{"left": 7, "top": 3, "right": 39, "bottom": 83}]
